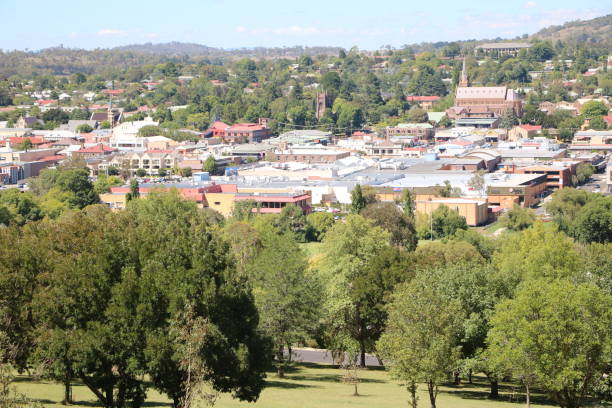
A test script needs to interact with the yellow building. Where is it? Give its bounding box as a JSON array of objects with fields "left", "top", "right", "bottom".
[{"left": 416, "top": 198, "right": 489, "bottom": 226}]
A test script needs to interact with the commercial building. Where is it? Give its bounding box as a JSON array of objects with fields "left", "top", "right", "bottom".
[
  {"left": 416, "top": 198, "right": 489, "bottom": 226},
  {"left": 475, "top": 42, "right": 532, "bottom": 57}
]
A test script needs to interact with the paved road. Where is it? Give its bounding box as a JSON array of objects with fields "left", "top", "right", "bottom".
[{"left": 287, "top": 347, "right": 382, "bottom": 367}]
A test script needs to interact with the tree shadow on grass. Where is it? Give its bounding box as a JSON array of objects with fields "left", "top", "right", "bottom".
[
  {"left": 440, "top": 387, "right": 558, "bottom": 406},
  {"left": 264, "top": 380, "right": 319, "bottom": 389}
]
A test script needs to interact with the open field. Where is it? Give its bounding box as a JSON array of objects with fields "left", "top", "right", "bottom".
[{"left": 15, "top": 363, "right": 558, "bottom": 408}]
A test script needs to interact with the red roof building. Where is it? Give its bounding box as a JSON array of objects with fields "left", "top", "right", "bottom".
[{"left": 224, "top": 122, "right": 271, "bottom": 143}]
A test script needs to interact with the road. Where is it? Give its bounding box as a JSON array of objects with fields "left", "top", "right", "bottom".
[{"left": 287, "top": 347, "right": 382, "bottom": 367}]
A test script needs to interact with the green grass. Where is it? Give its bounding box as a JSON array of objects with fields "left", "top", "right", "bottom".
[{"left": 15, "top": 363, "right": 557, "bottom": 408}]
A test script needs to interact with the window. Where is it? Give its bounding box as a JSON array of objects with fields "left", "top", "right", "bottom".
[{"left": 214, "top": 201, "right": 221, "bottom": 205}]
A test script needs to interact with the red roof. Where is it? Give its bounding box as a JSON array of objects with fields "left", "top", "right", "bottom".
[
  {"left": 37, "top": 99, "right": 56, "bottom": 105},
  {"left": 210, "top": 121, "right": 229, "bottom": 130},
  {"left": 9, "top": 136, "right": 45, "bottom": 145},
  {"left": 102, "top": 89, "right": 125, "bottom": 95},
  {"left": 78, "top": 144, "right": 116, "bottom": 154},
  {"left": 40, "top": 155, "right": 64, "bottom": 161},
  {"left": 519, "top": 125, "right": 542, "bottom": 131},
  {"left": 227, "top": 123, "right": 266, "bottom": 132},
  {"left": 406, "top": 96, "right": 441, "bottom": 102}
]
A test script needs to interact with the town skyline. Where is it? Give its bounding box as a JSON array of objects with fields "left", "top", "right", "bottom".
[{"left": 1, "top": 0, "right": 610, "bottom": 51}]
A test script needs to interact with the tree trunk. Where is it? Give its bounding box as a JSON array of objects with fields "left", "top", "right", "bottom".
[
  {"left": 276, "top": 345, "right": 285, "bottom": 378},
  {"left": 453, "top": 371, "right": 460, "bottom": 385},
  {"left": 359, "top": 347, "right": 366, "bottom": 368},
  {"left": 525, "top": 382, "right": 530, "bottom": 408},
  {"left": 62, "top": 380, "right": 72, "bottom": 405},
  {"left": 287, "top": 345, "right": 292, "bottom": 363},
  {"left": 427, "top": 380, "right": 437, "bottom": 408},
  {"left": 489, "top": 379, "right": 499, "bottom": 399},
  {"left": 408, "top": 382, "right": 418, "bottom": 408},
  {"left": 353, "top": 382, "right": 359, "bottom": 397},
  {"left": 468, "top": 369, "right": 472, "bottom": 384}
]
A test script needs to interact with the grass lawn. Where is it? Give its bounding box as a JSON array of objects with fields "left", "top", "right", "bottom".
[{"left": 15, "top": 363, "right": 556, "bottom": 408}]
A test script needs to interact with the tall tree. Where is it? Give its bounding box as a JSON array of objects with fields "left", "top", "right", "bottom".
[
  {"left": 251, "top": 232, "right": 320, "bottom": 377},
  {"left": 487, "top": 279, "right": 612, "bottom": 408},
  {"left": 377, "top": 271, "right": 463, "bottom": 408}
]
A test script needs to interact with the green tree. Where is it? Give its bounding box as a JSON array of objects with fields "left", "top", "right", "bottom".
[
  {"left": 400, "top": 189, "right": 415, "bottom": 218},
  {"left": 574, "top": 163, "right": 594, "bottom": 185},
  {"left": 307, "top": 212, "right": 335, "bottom": 241},
  {"left": 500, "top": 108, "right": 519, "bottom": 129},
  {"left": 322, "top": 215, "right": 402, "bottom": 367},
  {"left": 499, "top": 204, "right": 536, "bottom": 231},
  {"left": 251, "top": 232, "right": 320, "bottom": 377},
  {"left": 126, "top": 178, "right": 139, "bottom": 201},
  {"left": 416, "top": 205, "right": 468, "bottom": 240},
  {"left": 350, "top": 184, "right": 366, "bottom": 214},
  {"left": 361, "top": 202, "right": 417, "bottom": 250},
  {"left": 493, "top": 222, "right": 583, "bottom": 291},
  {"left": 16, "top": 139, "right": 33, "bottom": 151},
  {"left": 135, "top": 169, "right": 146, "bottom": 177},
  {"left": 487, "top": 279, "right": 612, "bottom": 408},
  {"left": 137, "top": 125, "right": 161, "bottom": 137},
  {"left": 76, "top": 124, "right": 94, "bottom": 133},
  {"left": 203, "top": 156, "right": 217, "bottom": 175},
  {"left": 571, "top": 196, "right": 612, "bottom": 244},
  {"left": 546, "top": 188, "right": 595, "bottom": 233},
  {"left": 93, "top": 175, "right": 123, "bottom": 195},
  {"left": 580, "top": 100, "right": 608, "bottom": 118},
  {"left": 403, "top": 107, "right": 429, "bottom": 123},
  {"left": 377, "top": 271, "right": 463, "bottom": 408},
  {"left": 158, "top": 168, "right": 167, "bottom": 178},
  {"left": 0, "top": 189, "right": 42, "bottom": 226},
  {"left": 275, "top": 203, "right": 309, "bottom": 242}
]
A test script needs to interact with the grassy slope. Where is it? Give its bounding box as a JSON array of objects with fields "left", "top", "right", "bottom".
[{"left": 16, "top": 363, "right": 554, "bottom": 408}]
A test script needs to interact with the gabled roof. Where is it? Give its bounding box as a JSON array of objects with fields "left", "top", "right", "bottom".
[{"left": 456, "top": 86, "right": 508, "bottom": 99}]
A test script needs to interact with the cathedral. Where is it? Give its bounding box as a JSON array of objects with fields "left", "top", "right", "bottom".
[{"left": 446, "top": 58, "right": 523, "bottom": 122}]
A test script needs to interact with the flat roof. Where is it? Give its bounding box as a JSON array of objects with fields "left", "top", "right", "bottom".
[{"left": 476, "top": 42, "right": 531, "bottom": 49}]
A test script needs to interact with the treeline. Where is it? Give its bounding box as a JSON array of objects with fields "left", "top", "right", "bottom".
[{"left": 1, "top": 172, "right": 611, "bottom": 408}]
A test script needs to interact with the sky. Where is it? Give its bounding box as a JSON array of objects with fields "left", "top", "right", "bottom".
[{"left": 1, "top": 0, "right": 610, "bottom": 51}]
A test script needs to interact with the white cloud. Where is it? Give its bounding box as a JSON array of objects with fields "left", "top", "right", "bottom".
[
  {"left": 96, "top": 28, "right": 127, "bottom": 36},
  {"left": 525, "top": 1, "right": 537, "bottom": 8}
]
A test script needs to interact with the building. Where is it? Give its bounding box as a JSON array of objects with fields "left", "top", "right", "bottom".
[
  {"left": 223, "top": 122, "right": 271, "bottom": 143},
  {"left": 570, "top": 130, "right": 612, "bottom": 151},
  {"left": 274, "top": 129, "right": 333, "bottom": 145},
  {"left": 110, "top": 151, "right": 179, "bottom": 174},
  {"left": 475, "top": 42, "right": 532, "bottom": 57},
  {"left": 405, "top": 96, "right": 441, "bottom": 110},
  {"left": 272, "top": 147, "right": 351, "bottom": 163},
  {"left": 385, "top": 123, "right": 434, "bottom": 140},
  {"left": 507, "top": 125, "right": 542, "bottom": 141},
  {"left": 416, "top": 198, "right": 489, "bottom": 226},
  {"left": 513, "top": 162, "right": 579, "bottom": 189},
  {"left": 486, "top": 173, "right": 547, "bottom": 208},
  {"left": 448, "top": 58, "right": 523, "bottom": 120},
  {"left": 234, "top": 192, "right": 311, "bottom": 214}
]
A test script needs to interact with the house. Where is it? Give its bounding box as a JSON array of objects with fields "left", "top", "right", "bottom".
[
  {"left": 15, "top": 116, "right": 43, "bottom": 129},
  {"left": 405, "top": 96, "right": 441, "bottom": 110},
  {"left": 73, "top": 144, "right": 116, "bottom": 158},
  {"left": 508, "top": 125, "right": 542, "bottom": 141}
]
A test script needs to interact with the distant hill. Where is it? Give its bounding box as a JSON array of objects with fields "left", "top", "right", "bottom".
[
  {"left": 530, "top": 14, "right": 612, "bottom": 47},
  {"left": 113, "top": 42, "right": 343, "bottom": 58}
]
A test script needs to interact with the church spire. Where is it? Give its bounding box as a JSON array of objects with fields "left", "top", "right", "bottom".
[{"left": 459, "top": 57, "right": 469, "bottom": 87}]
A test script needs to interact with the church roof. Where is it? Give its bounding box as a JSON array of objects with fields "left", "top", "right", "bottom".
[{"left": 456, "top": 87, "right": 508, "bottom": 99}]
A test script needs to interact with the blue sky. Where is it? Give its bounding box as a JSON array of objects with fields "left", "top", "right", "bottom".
[{"left": 1, "top": 0, "right": 610, "bottom": 50}]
